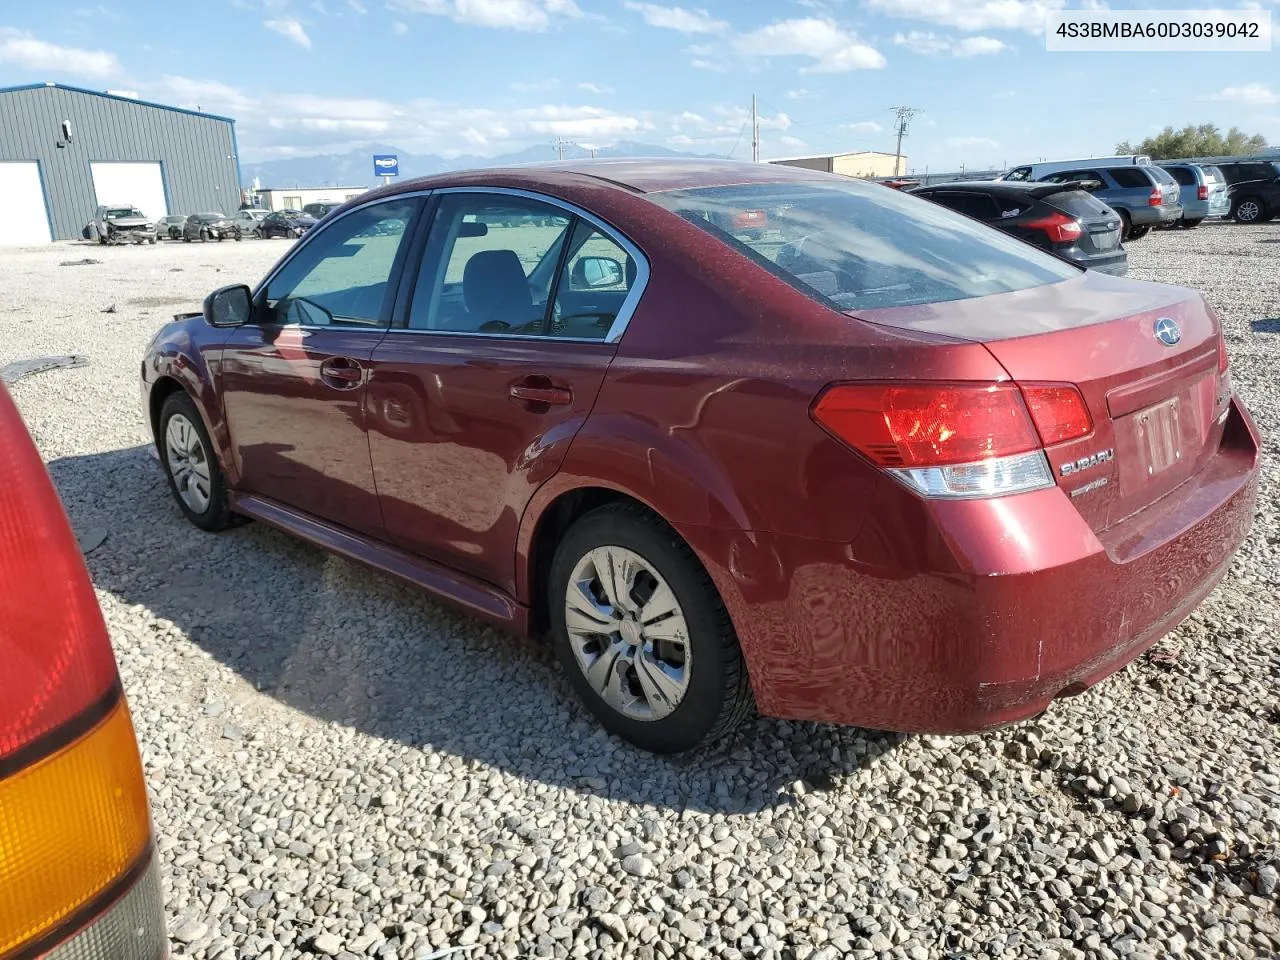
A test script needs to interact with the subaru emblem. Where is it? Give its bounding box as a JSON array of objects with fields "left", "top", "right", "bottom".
[{"left": 1154, "top": 317, "right": 1181, "bottom": 346}]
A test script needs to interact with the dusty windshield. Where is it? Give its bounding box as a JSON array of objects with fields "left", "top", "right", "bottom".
[
  {"left": 650, "top": 178, "right": 1079, "bottom": 311},
  {"left": 105, "top": 208, "right": 143, "bottom": 219}
]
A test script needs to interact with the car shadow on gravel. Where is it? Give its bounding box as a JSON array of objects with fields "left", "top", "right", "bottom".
[{"left": 48, "top": 444, "right": 906, "bottom": 814}]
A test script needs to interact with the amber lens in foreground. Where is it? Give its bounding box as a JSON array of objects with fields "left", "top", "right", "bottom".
[{"left": 0, "top": 699, "right": 151, "bottom": 957}]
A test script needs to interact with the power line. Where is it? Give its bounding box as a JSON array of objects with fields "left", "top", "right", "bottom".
[{"left": 890, "top": 106, "right": 921, "bottom": 176}]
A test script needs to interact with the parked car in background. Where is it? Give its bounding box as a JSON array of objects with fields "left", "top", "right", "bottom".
[
  {"left": 257, "top": 210, "right": 318, "bottom": 238},
  {"left": 1158, "top": 162, "right": 1230, "bottom": 227},
  {"left": 155, "top": 215, "right": 187, "bottom": 240},
  {"left": 0, "top": 384, "right": 166, "bottom": 960},
  {"left": 1037, "top": 165, "right": 1181, "bottom": 240},
  {"left": 183, "top": 213, "right": 240, "bottom": 242},
  {"left": 1001, "top": 155, "right": 1152, "bottom": 183},
  {"left": 88, "top": 205, "right": 156, "bottom": 245},
  {"left": 141, "top": 159, "right": 1258, "bottom": 754},
  {"left": 910, "top": 180, "right": 1127, "bottom": 275},
  {"left": 1213, "top": 159, "right": 1280, "bottom": 223},
  {"left": 302, "top": 201, "right": 341, "bottom": 219},
  {"left": 233, "top": 209, "right": 267, "bottom": 235}
]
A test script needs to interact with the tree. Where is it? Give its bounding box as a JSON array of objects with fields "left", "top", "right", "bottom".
[{"left": 1115, "top": 124, "right": 1269, "bottom": 159}]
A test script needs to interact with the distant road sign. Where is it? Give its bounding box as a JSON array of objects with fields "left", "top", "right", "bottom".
[{"left": 373, "top": 155, "right": 399, "bottom": 177}]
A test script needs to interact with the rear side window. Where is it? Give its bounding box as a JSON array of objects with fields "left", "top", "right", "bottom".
[
  {"left": 1108, "top": 167, "right": 1150, "bottom": 188},
  {"left": 1204, "top": 166, "right": 1224, "bottom": 183},
  {"left": 1044, "top": 190, "right": 1111, "bottom": 219},
  {"left": 1147, "top": 167, "right": 1176, "bottom": 186},
  {"left": 650, "top": 179, "right": 1078, "bottom": 312},
  {"left": 1166, "top": 166, "right": 1196, "bottom": 187},
  {"left": 1042, "top": 170, "right": 1104, "bottom": 190},
  {"left": 1221, "top": 163, "right": 1275, "bottom": 183},
  {"left": 925, "top": 191, "right": 1001, "bottom": 220}
]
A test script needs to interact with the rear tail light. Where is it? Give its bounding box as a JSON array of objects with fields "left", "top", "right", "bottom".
[
  {"left": 1024, "top": 211, "right": 1082, "bottom": 244},
  {"left": 812, "top": 381, "right": 1094, "bottom": 498},
  {"left": 1218, "top": 330, "right": 1229, "bottom": 374},
  {"left": 0, "top": 384, "right": 153, "bottom": 957},
  {"left": 1149, "top": 186, "right": 1162, "bottom": 206},
  {"left": 1198, "top": 184, "right": 1209, "bottom": 201}
]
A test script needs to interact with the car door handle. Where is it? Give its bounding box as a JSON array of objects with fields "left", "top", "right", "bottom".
[
  {"left": 320, "top": 357, "right": 363, "bottom": 389},
  {"left": 509, "top": 381, "right": 572, "bottom": 405}
]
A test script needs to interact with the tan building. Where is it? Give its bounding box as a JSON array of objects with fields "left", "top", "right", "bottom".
[{"left": 769, "top": 150, "right": 906, "bottom": 178}]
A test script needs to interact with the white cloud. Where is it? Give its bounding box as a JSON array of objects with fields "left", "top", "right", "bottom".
[
  {"left": 578, "top": 81, "right": 614, "bottom": 94},
  {"left": 1207, "top": 83, "right": 1277, "bottom": 105},
  {"left": 893, "top": 30, "right": 950, "bottom": 54},
  {"left": 786, "top": 88, "right": 812, "bottom": 100},
  {"left": 392, "top": 20, "right": 409, "bottom": 33},
  {"left": 733, "top": 18, "right": 885, "bottom": 72},
  {"left": 347, "top": 0, "right": 368, "bottom": 11},
  {"left": 868, "top": 0, "right": 1058, "bottom": 33},
  {"left": 264, "top": 18, "right": 313, "bottom": 48},
  {"left": 0, "top": 26, "right": 120, "bottom": 77},
  {"left": 778, "top": 135, "right": 806, "bottom": 148},
  {"left": 894, "top": 30, "right": 1006, "bottom": 55},
  {"left": 953, "top": 35, "right": 1005, "bottom": 56},
  {"left": 623, "top": 2, "right": 729, "bottom": 34},
  {"left": 847, "top": 120, "right": 883, "bottom": 134},
  {"left": 523, "top": 104, "right": 646, "bottom": 138},
  {"left": 390, "top": 0, "right": 581, "bottom": 30},
  {"left": 946, "top": 135, "right": 1000, "bottom": 150}
]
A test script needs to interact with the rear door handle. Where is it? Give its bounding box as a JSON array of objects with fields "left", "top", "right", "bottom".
[
  {"left": 320, "top": 356, "right": 363, "bottom": 389},
  {"left": 509, "top": 382, "right": 572, "bottom": 405}
]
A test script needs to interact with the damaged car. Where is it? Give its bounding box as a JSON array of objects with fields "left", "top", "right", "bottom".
[{"left": 87, "top": 205, "right": 158, "bottom": 245}]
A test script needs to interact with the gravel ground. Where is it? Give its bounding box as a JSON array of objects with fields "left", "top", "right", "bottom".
[{"left": 2, "top": 225, "right": 1278, "bottom": 960}]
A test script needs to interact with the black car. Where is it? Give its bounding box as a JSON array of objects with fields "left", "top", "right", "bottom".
[
  {"left": 301, "top": 202, "right": 340, "bottom": 219},
  {"left": 1212, "top": 159, "right": 1280, "bottom": 223},
  {"left": 183, "top": 213, "right": 240, "bottom": 242},
  {"left": 910, "top": 180, "right": 1126, "bottom": 276},
  {"left": 258, "top": 211, "right": 319, "bottom": 238}
]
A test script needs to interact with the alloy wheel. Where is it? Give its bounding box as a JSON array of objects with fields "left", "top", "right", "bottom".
[
  {"left": 1237, "top": 200, "right": 1261, "bottom": 222},
  {"left": 564, "top": 546, "right": 692, "bottom": 721},
  {"left": 165, "top": 413, "right": 212, "bottom": 514}
]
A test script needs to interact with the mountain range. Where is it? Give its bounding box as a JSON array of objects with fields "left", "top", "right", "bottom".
[{"left": 240, "top": 141, "right": 719, "bottom": 189}]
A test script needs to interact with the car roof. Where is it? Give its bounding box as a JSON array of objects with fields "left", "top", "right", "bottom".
[
  {"left": 379, "top": 157, "right": 835, "bottom": 196},
  {"left": 915, "top": 180, "right": 1081, "bottom": 197}
]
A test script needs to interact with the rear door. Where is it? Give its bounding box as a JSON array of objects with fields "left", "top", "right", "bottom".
[{"left": 366, "top": 190, "right": 645, "bottom": 592}]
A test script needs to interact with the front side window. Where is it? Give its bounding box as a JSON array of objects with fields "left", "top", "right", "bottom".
[
  {"left": 650, "top": 179, "right": 1078, "bottom": 312},
  {"left": 263, "top": 198, "right": 421, "bottom": 328}
]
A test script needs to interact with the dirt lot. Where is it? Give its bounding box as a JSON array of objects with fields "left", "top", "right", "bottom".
[{"left": 2, "top": 224, "right": 1278, "bottom": 960}]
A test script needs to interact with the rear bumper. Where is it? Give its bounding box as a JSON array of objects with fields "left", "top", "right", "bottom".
[
  {"left": 1074, "top": 251, "right": 1128, "bottom": 276},
  {"left": 683, "top": 397, "right": 1260, "bottom": 733},
  {"left": 1181, "top": 198, "right": 1230, "bottom": 219},
  {"left": 1130, "top": 205, "right": 1183, "bottom": 226}
]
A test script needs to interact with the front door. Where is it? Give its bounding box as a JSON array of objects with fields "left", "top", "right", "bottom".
[
  {"left": 367, "top": 192, "right": 642, "bottom": 592},
  {"left": 220, "top": 196, "right": 423, "bottom": 536}
]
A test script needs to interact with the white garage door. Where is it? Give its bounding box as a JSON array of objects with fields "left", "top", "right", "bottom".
[
  {"left": 0, "top": 162, "right": 53, "bottom": 246},
  {"left": 90, "top": 162, "right": 168, "bottom": 222}
]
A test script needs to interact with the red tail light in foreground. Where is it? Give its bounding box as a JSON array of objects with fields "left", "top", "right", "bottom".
[
  {"left": 0, "top": 385, "right": 160, "bottom": 960},
  {"left": 1198, "top": 184, "right": 1209, "bottom": 201},
  {"left": 812, "top": 381, "right": 1092, "bottom": 498},
  {"left": 1024, "top": 212, "right": 1082, "bottom": 245},
  {"left": 1148, "top": 187, "right": 1162, "bottom": 206}
]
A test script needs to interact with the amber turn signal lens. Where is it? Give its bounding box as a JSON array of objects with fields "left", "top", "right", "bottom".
[{"left": 0, "top": 699, "right": 151, "bottom": 957}]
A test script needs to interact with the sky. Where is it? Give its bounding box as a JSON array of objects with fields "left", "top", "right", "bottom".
[{"left": 0, "top": 0, "right": 1277, "bottom": 172}]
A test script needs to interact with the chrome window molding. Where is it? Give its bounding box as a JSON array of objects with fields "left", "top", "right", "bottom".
[{"left": 249, "top": 184, "right": 651, "bottom": 346}]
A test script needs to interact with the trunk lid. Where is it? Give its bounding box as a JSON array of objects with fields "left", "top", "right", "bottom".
[
  {"left": 852, "top": 272, "right": 1230, "bottom": 534},
  {"left": 1042, "top": 189, "right": 1122, "bottom": 256}
]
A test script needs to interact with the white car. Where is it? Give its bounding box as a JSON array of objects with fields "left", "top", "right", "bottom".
[{"left": 233, "top": 209, "right": 268, "bottom": 236}]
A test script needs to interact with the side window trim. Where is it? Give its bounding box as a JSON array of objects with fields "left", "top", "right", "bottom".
[{"left": 386, "top": 185, "right": 650, "bottom": 344}]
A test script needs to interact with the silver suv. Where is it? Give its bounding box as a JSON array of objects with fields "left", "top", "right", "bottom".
[{"left": 88, "top": 205, "right": 157, "bottom": 245}]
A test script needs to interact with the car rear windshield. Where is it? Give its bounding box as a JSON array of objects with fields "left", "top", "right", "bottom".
[
  {"left": 1204, "top": 166, "right": 1224, "bottom": 183},
  {"left": 648, "top": 179, "right": 1078, "bottom": 312},
  {"left": 1165, "top": 166, "right": 1196, "bottom": 187},
  {"left": 1044, "top": 189, "right": 1111, "bottom": 219}
]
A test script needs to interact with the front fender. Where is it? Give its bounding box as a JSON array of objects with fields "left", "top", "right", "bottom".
[{"left": 143, "top": 322, "right": 233, "bottom": 482}]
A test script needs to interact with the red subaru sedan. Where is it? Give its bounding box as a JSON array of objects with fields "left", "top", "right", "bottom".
[{"left": 140, "top": 159, "right": 1260, "bottom": 753}]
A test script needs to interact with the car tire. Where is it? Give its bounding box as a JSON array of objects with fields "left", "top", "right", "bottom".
[
  {"left": 1128, "top": 225, "right": 1151, "bottom": 241},
  {"left": 1233, "top": 197, "right": 1264, "bottom": 223},
  {"left": 148, "top": 237, "right": 156, "bottom": 244},
  {"left": 1182, "top": 218, "right": 1203, "bottom": 229},
  {"left": 157, "top": 392, "right": 236, "bottom": 533},
  {"left": 549, "top": 502, "right": 753, "bottom": 753},
  {"left": 183, "top": 235, "right": 191, "bottom": 242},
  {"left": 1117, "top": 210, "right": 1132, "bottom": 241}
]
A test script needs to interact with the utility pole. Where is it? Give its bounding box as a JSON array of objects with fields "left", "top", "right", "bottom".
[
  {"left": 891, "top": 106, "right": 920, "bottom": 176},
  {"left": 751, "top": 94, "right": 759, "bottom": 163},
  {"left": 555, "top": 137, "right": 569, "bottom": 160}
]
